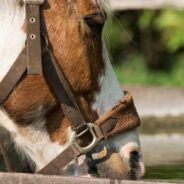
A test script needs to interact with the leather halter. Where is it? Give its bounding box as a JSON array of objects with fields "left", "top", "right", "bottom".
[{"left": 0, "top": 1, "right": 141, "bottom": 174}]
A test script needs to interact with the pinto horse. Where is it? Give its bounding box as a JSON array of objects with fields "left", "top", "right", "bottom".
[{"left": 0, "top": 0, "right": 144, "bottom": 180}]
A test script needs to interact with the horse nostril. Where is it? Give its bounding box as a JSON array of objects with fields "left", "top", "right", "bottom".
[
  {"left": 130, "top": 151, "right": 140, "bottom": 163},
  {"left": 84, "top": 12, "right": 106, "bottom": 35},
  {"left": 129, "top": 151, "right": 141, "bottom": 180}
]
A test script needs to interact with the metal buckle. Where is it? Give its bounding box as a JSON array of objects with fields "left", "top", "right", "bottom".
[
  {"left": 23, "top": 0, "right": 45, "bottom": 5},
  {"left": 71, "top": 123, "right": 100, "bottom": 155}
]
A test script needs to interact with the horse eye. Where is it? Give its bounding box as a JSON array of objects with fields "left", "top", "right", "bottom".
[{"left": 84, "top": 12, "right": 106, "bottom": 35}]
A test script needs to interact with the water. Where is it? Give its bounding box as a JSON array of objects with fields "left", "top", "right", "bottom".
[
  {"left": 140, "top": 134, "right": 184, "bottom": 182},
  {"left": 144, "top": 165, "right": 184, "bottom": 180},
  {"left": 140, "top": 134, "right": 184, "bottom": 166}
]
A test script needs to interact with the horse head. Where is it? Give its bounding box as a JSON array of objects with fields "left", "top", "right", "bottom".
[{"left": 0, "top": 0, "right": 144, "bottom": 180}]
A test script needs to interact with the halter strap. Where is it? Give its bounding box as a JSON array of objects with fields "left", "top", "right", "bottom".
[
  {"left": 42, "top": 49, "right": 87, "bottom": 132},
  {"left": 0, "top": 2, "right": 43, "bottom": 102},
  {"left": 26, "top": 3, "right": 42, "bottom": 74},
  {"left": 23, "top": 0, "right": 45, "bottom": 5},
  {"left": 0, "top": 49, "right": 27, "bottom": 103}
]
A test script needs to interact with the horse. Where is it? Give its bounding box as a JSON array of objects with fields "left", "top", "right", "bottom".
[{"left": 0, "top": 0, "right": 144, "bottom": 180}]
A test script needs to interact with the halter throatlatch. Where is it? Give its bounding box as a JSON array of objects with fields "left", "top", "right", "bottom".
[{"left": 0, "top": 1, "right": 141, "bottom": 175}]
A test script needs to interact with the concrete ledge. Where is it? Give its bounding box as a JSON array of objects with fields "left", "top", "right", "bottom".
[
  {"left": 124, "top": 86, "right": 184, "bottom": 117},
  {"left": 0, "top": 172, "right": 179, "bottom": 184}
]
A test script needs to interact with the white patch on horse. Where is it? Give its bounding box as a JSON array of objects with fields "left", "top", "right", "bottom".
[
  {"left": 0, "top": 0, "right": 26, "bottom": 82},
  {"left": 0, "top": 107, "right": 89, "bottom": 175},
  {"left": 0, "top": 107, "right": 18, "bottom": 133},
  {"left": 92, "top": 41, "right": 123, "bottom": 115},
  {"left": 92, "top": 41, "right": 141, "bottom": 161},
  {"left": 0, "top": 107, "right": 67, "bottom": 171},
  {"left": 14, "top": 119, "right": 69, "bottom": 171}
]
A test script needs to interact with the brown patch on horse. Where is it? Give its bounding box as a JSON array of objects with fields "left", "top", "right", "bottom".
[
  {"left": 45, "top": 106, "right": 70, "bottom": 145},
  {"left": 3, "top": 0, "right": 105, "bottom": 145},
  {"left": 43, "top": 0, "right": 105, "bottom": 94},
  {"left": 3, "top": 75, "right": 56, "bottom": 124}
]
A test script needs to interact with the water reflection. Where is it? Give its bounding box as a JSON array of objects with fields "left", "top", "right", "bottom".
[{"left": 140, "top": 134, "right": 184, "bottom": 180}]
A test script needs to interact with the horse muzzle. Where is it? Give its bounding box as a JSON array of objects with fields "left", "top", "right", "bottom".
[{"left": 88, "top": 142, "right": 145, "bottom": 180}]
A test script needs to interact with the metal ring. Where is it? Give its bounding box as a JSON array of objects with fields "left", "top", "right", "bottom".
[
  {"left": 71, "top": 123, "right": 100, "bottom": 154},
  {"left": 30, "top": 34, "right": 36, "bottom": 40},
  {"left": 30, "top": 17, "right": 36, "bottom": 23}
]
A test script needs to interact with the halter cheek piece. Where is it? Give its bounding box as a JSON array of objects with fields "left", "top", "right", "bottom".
[{"left": 0, "top": 0, "right": 141, "bottom": 175}]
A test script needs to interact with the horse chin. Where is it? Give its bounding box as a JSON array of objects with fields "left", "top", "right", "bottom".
[
  {"left": 96, "top": 152, "right": 130, "bottom": 180},
  {"left": 91, "top": 141, "right": 145, "bottom": 180}
]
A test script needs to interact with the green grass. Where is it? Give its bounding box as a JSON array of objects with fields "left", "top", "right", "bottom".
[
  {"left": 113, "top": 53, "right": 184, "bottom": 87},
  {"left": 144, "top": 165, "right": 184, "bottom": 180}
]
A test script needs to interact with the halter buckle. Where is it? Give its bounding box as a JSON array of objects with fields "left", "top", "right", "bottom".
[{"left": 72, "top": 123, "right": 100, "bottom": 155}]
